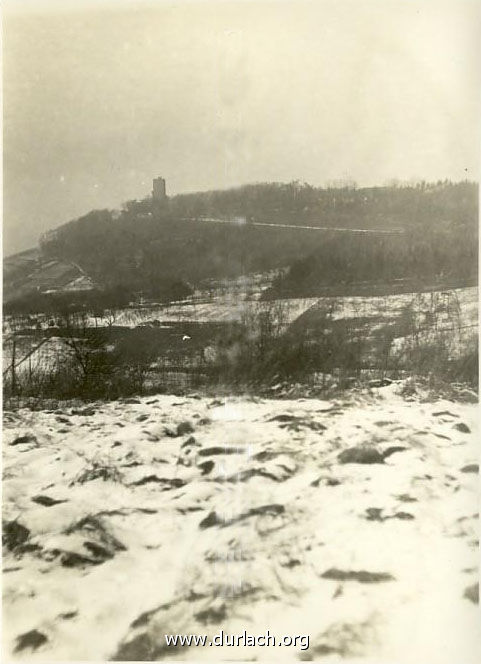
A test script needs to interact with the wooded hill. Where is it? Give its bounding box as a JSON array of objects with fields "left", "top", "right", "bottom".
[{"left": 38, "top": 180, "right": 477, "bottom": 297}]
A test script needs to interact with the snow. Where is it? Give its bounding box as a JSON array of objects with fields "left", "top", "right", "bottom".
[
  {"left": 2, "top": 385, "right": 479, "bottom": 662},
  {"left": 85, "top": 294, "right": 319, "bottom": 328},
  {"left": 85, "top": 286, "right": 478, "bottom": 331}
]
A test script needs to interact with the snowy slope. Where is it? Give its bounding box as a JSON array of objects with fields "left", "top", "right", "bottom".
[{"left": 2, "top": 384, "right": 479, "bottom": 662}]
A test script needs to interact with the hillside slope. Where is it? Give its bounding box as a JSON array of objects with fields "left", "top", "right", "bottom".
[
  {"left": 37, "top": 181, "right": 478, "bottom": 292},
  {"left": 3, "top": 249, "right": 95, "bottom": 304},
  {"left": 3, "top": 383, "right": 479, "bottom": 661}
]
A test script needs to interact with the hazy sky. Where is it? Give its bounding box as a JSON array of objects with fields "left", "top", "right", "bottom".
[{"left": 3, "top": 0, "right": 481, "bottom": 255}]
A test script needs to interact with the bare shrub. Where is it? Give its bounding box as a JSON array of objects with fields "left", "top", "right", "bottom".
[{"left": 70, "top": 458, "right": 124, "bottom": 486}]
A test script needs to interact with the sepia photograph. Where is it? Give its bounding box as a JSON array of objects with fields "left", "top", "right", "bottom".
[{"left": 2, "top": 0, "right": 480, "bottom": 661}]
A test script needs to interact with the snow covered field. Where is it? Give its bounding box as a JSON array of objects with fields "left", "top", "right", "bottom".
[
  {"left": 3, "top": 382, "right": 479, "bottom": 662},
  {"left": 86, "top": 294, "right": 319, "bottom": 328},
  {"left": 3, "top": 286, "right": 477, "bottom": 392},
  {"left": 89, "top": 286, "right": 478, "bottom": 330}
]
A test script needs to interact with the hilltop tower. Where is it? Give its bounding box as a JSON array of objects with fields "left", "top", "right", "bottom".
[{"left": 152, "top": 176, "right": 167, "bottom": 202}]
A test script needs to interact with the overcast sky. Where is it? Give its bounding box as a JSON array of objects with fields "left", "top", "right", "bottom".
[{"left": 3, "top": 0, "right": 481, "bottom": 255}]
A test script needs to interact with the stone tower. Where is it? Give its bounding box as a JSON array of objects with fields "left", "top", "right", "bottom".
[{"left": 152, "top": 177, "right": 167, "bottom": 202}]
